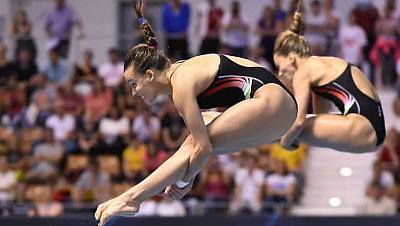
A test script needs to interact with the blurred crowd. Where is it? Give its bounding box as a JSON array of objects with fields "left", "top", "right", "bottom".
[{"left": 0, "top": 0, "right": 399, "bottom": 218}]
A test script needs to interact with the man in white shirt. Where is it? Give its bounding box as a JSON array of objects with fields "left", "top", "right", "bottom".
[
  {"left": 221, "top": 1, "right": 249, "bottom": 57},
  {"left": 45, "top": 100, "right": 75, "bottom": 141},
  {"left": 99, "top": 48, "right": 124, "bottom": 88},
  {"left": 339, "top": 13, "right": 367, "bottom": 66},
  {"left": 229, "top": 153, "right": 264, "bottom": 214},
  {"left": 0, "top": 156, "right": 17, "bottom": 203}
]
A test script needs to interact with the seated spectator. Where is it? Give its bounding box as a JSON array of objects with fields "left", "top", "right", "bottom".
[
  {"left": 0, "top": 84, "right": 28, "bottom": 128},
  {"left": 52, "top": 177, "right": 72, "bottom": 203},
  {"left": 77, "top": 119, "right": 99, "bottom": 155},
  {"left": 21, "top": 89, "right": 52, "bottom": 128},
  {"left": 229, "top": 153, "right": 264, "bottom": 215},
  {"left": 269, "top": 143, "right": 307, "bottom": 173},
  {"left": 136, "top": 198, "right": 158, "bottom": 216},
  {"left": 122, "top": 136, "right": 148, "bottom": 184},
  {"left": 41, "top": 48, "right": 69, "bottom": 84},
  {"left": 161, "top": 102, "right": 187, "bottom": 152},
  {"left": 367, "top": 160, "right": 394, "bottom": 190},
  {"left": 145, "top": 141, "right": 168, "bottom": 173},
  {"left": 98, "top": 107, "right": 129, "bottom": 156},
  {"left": 269, "top": 143, "right": 307, "bottom": 202},
  {"left": 72, "top": 49, "right": 97, "bottom": 83},
  {"left": 99, "top": 48, "right": 123, "bottom": 88},
  {"left": 264, "top": 159, "right": 296, "bottom": 212},
  {"left": 99, "top": 107, "right": 129, "bottom": 143},
  {"left": 394, "top": 90, "right": 400, "bottom": 118},
  {"left": 378, "top": 128, "right": 400, "bottom": 171},
  {"left": 0, "top": 43, "right": 14, "bottom": 85},
  {"left": 30, "top": 184, "right": 63, "bottom": 217},
  {"left": 25, "top": 128, "right": 64, "bottom": 183},
  {"left": 84, "top": 78, "right": 113, "bottom": 122},
  {"left": 359, "top": 181, "right": 397, "bottom": 215},
  {"left": 0, "top": 156, "right": 17, "bottom": 204},
  {"left": 11, "top": 48, "right": 38, "bottom": 82},
  {"left": 156, "top": 196, "right": 186, "bottom": 217},
  {"left": 56, "top": 84, "right": 83, "bottom": 116},
  {"left": 45, "top": 100, "right": 75, "bottom": 142},
  {"left": 73, "top": 158, "right": 112, "bottom": 203},
  {"left": 132, "top": 108, "right": 161, "bottom": 143},
  {"left": 200, "top": 157, "right": 231, "bottom": 213}
]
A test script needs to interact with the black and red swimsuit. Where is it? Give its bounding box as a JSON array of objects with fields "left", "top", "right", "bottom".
[
  {"left": 196, "top": 54, "right": 296, "bottom": 109},
  {"left": 312, "top": 64, "right": 386, "bottom": 146}
]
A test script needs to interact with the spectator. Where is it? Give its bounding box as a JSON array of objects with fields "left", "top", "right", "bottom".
[
  {"left": 99, "top": 48, "right": 124, "bottom": 88},
  {"left": 367, "top": 161, "right": 394, "bottom": 190},
  {"left": 45, "top": 100, "right": 75, "bottom": 142},
  {"left": 378, "top": 128, "right": 400, "bottom": 171},
  {"left": 72, "top": 49, "right": 97, "bottom": 83},
  {"left": 199, "top": 0, "right": 224, "bottom": 54},
  {"left": 11, "top": 48, "right": 38, "bottom": 82},
  {"left": 122, "top": 136, "right": 148, "bottom": 184},
  {"left": 21, "top": 89, "right": 52, "bottom": 128},
  {"left": 45, "top": 0, "right": 83, "bottom": 59},
  {"left": 98, "top": 107, "right": 129, "bottom": 155},
  {"left": 351, "top": 0, "right": 379, "bottom": 85},
  {"left": 0, "top": 156, "right": 17, "bottom": 204},
  {"left": 136, "top": 198, "right": 158, "bottom": 216},
  {"left": 0, "top": 43, "right": 14, "bottom": 85},
  {"left": 249, "top": 46, "right": 270, "bottom": 70},
  {"left": 132, "top": 108, "right": 161, "bottom": 143},
  {"left": 369, "top": 1, "right": 399, "bottom": 87},
  {"left": 394, "top": 91, "right": 400, "bottom": 118},
  {"left": 25, "top": 128, "right": 64, "bottom": 183},
  {"left": 265, "top": 159, "right": 296, "bottom": 212},
  {"left": 338, "top": 13, "right": 367, "bottom": 67},
  {"left": 229, "top": 153, "right": 264, "bottom": 215},
  {"left": 41, "top": 48, "right": 69, "bottom": 84},
  {"left": 221, "top": 1, "right": 249, "bottom": 57},
  {"left": 145, "top": 141, "right": 168, "bottom": 173},
  {"left": 84, "top": 79, "right": 113, "bottom": 122},
  {"left": 10, "top": 9, "right": 37, "bottom": 61},
  {"left": 255, "top": 6, "right": 284, "bottom": 69},
  {"left": 305, "top": 0, "right": 327, "bottom": 55},
  {"left": 30, "top": 185, "right": 64, "bottom": 217},
  {"left": 323, "top": 0, "right": 340, "bottom": 56},
  {"left": 273, "top": 0, "right": 287, "bottom": 21},
  {"left": 162, "top": 0, "right": 191, "bottom": 60},
  {"left": 359, "top": 181, "right": 397, "bottom": 215},
  {"left": 156, "top": 196, "right": 186, "bottom": 216},
  {"left": 199, "top": 157, "right": 230, "bottom": 213},
  {"left": 74, "top": 158, "right": 112, "bottom": 202},
  {"left": 56, "top": 84, "right": 83, "bottom": 116},
  {"left": 0, "top": 84, "right": 27, "bottom": 128},
  {"left": 77, "top": 119, "right": 99, "bottom": 155},
  {"left": 161, "top": 102, "right": 187, "bottom": 151}
]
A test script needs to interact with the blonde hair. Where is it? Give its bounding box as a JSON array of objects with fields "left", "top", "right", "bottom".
[{"left": 274, "top": 0, "right": 310, "bottom": 57}]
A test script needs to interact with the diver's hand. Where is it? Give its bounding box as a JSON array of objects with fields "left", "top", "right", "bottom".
[{"left": 95, "top": 193, "right": 140, "bottom": 226}]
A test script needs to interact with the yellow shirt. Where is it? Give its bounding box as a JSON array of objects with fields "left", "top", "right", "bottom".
[
  {"left": 269, "top": 143, "right": 307, "bottom": 171},
  {"left": 123, "top": 144, "right": 147, "bottom": 171}
]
